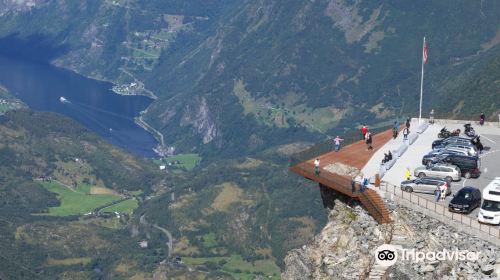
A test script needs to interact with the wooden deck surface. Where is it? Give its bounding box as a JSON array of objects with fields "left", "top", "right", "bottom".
[
  {"left": 307, "top": 128, "right": 395, "bottom": 170},
  {"left": 291, "top": 127, "right": 397, "bottom": 224}
]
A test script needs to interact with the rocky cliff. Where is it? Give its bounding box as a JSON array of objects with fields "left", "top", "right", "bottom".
[{"left": 282, "top": 188, "right": 500, "bottom": 279}]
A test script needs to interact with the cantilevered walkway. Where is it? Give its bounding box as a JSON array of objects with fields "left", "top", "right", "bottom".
[{"left": 290, "top": 128, "right": 395, "bottom": 224}]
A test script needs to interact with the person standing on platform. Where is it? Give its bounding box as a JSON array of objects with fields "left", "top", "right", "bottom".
[
  {"left": 365, "top": 131, "right": 373, "bottom": 150},
  {"left": 392, "top": 121, "right": 399, "bottom": 139},
  {"left": 434, "top": 186, "right": 441, "bottom": 202},
  {"left": 361, "top": 125, "right": 368, "bottom": 140},
  {"left": 333, "top": 135, "right": 344, "bottom": 152},
  {"left": 405, "top": 167, "right": 411, "bottom": 181},
  {"left": 429, "top": 109, "right": 435, "bottom": 124},
  {"left": 403, "top": 127, "right": 410, "bottom": 141},
  {"left": 314, "top": 158, "right": 320, "bottom": 175},
  {"left": 480, "top": 113, "right": 485, "bottom": 126},
  {"left": 440, "top": 181, "right": 448, "bottom": 201},
  {"left": 362, "top": 177, "right": 369, "bottom": 192},
  {"left": 406, "top": 118, "right": 411, "bottom": 129}
]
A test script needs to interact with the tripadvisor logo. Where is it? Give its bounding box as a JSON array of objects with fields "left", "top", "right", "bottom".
[{"left": 374, "top": 244, "right": 481, "bottom": 267}]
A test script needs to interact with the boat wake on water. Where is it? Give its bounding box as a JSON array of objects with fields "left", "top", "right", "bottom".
[{"left": 59, "top": 96, "right": 70, "bottom": 104}]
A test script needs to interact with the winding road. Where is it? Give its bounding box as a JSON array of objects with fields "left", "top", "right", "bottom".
[{"left": 140, "top": 214, "right": 173, "bottom": 258}]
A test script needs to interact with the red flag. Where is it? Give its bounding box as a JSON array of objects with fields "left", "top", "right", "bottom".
[{"left": 423, "top": 41, "right": 428, "bottom": 64}]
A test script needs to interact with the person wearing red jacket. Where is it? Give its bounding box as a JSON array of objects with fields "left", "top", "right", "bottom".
[{"left": 361, "top": 125, "right": 368, "bottom": 140}]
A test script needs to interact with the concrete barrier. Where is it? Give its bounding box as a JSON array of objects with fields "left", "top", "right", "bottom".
[
  {"left": 395, "top": 143, "right": 408, "bottom": 157},
  {"left": 417, "top": 122, "right": 429, "bottom": 134},
  {"left": 391, "top": 149, "right": 399, "bottom": 159},
  {"left": 379, "top": 165, "right": 386, "bottom": 178},
  {"left": 408, "top": 133, "right": 418, "bottom": 145},
  {"left": 385, "top": 158, "right": 397, "bottom": 170}
]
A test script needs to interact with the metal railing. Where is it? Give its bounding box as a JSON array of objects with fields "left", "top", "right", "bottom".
[
  {"left": 381, "top": 181, "right": 500, "bottom": 239},
  {"left": 291, "top": 162, "right": 389, "bottom": 223}
]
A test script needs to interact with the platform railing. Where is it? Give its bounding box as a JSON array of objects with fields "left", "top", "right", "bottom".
[
  {"left": 290, "top": 162, "right": 390, "bottom": 223},
  {"left": 381, "top": 181, "right": 500, "bottom": 240}
]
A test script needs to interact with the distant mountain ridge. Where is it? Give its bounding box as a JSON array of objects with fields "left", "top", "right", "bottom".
[{"left": 0, "top": 0, "right": 499, "bottom": 157}]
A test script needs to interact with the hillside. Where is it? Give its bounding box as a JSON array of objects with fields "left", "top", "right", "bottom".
[
  {"left": 428, "top": 45, "right": 500, "bottom": 120},
  {"left": 0, "top": 110, "right": 168, "bottom": 279},
  {"left": 0, "top": 110, "right": 327, "bottom": 279},
  {"left": 0, "top": 1, "right": 499, "bottom": 157},
  {"left": 139, "top": 144, "right": 327, "bottom": 278},
  {"left": 142, "top": 0, "right": 500, "bottom": 156},
  {"left": 0, "top": 1, "right": 499, "bottom": 279}
]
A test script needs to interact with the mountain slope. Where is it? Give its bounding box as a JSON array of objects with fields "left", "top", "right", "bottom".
[
  {"left": 1, "top": 1, "right": 498, "bottom": 157},
  {"left": 144, "top": 0, "right": 500, "bottom": 156},
  {"left": 0, "top": 110, "right": 167, "bottom": 279}
]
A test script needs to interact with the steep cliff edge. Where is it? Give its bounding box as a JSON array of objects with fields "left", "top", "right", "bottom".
[{"left": 282, "top": 189, "right": 500, "bottom": 279}]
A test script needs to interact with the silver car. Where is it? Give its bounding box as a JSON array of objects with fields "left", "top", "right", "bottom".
[
  {"left": 401, "top": 177, "right": 452, "bottom": 195},
  {"left": 413, "top": 164, "right": 461, "bottom": 181}
]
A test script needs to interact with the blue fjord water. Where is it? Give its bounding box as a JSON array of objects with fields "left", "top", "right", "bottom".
[{"left": 0, "top": 40, "right": 158, "bottom": 158}]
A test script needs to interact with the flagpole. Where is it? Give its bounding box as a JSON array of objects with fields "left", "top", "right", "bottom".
[{"left": 418, "top": 37, "right": 425, "bottom": 124}]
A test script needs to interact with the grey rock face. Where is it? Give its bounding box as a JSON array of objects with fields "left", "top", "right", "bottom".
[{"left": 282, "top": 197, "right": 500, "bottom": 280}]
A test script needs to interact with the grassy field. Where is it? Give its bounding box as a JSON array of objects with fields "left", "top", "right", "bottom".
[
  {"left": 154, "top": 153, "right": 201, "bottom": 170},
  {"left": 101, "top": 199, "right": 139, "bottom": 214},
  {"left": 201, "top": 232, "right": 217, "bottom": 248},
  {"left": 183, "top": 254, "right": 280, "bottom": 280},
  {"left": 42, "top": 182, "right": 122, "bottom": 216},
  {"left": 46, "top": 257, "right": 92, "bottom": 266}
]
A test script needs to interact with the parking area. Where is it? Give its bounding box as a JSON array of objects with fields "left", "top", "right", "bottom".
[{"left": 363, "top": 119, "right": 500, "bottom": 220}]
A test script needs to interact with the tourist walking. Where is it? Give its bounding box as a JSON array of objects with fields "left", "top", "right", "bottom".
[
  {"left": 365, "top": 131, "right": 373, "bottom": 150},
  {"left": 403, "top": 127, "right": 410, "bottom": 140},
  {"left": 361, "top": 125, "right": 368, "bottom": 140},
  {"left": 480, "top": 113, "right": 485, "bottom": 126},
  {"left": 429, "top": 109, "right": 435, "bottom": 124},
  {"left": 405, "top": 167, "right": 411, "bottom": 181},
  {"left": 405, "top": 118, "right": 411, "bottom": 129},
  {"left": 333, "top": 135, "right": 344, "bottom": 152},
  {"left": 314, "top": 158, "right": 320, "bottom": 175},
  {"left": 440, "top": 181, "right": 448, "bottom": 201}
]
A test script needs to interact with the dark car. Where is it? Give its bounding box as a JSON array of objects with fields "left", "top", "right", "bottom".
[
  {"left": 432, "top": 154, "right": 481, "bottom": 179},
  {"left": 432, "top": 137, "right": 472, "bottom": 149},
  {"left": 448, "top": 186, "right": 482, "bottom": 214},
  {"left": 422, "top": 150, "right": 461, "bottom": 166}
]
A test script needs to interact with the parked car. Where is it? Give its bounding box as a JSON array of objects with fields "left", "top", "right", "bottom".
[
  {"left": 432, "top": 136, "right": 472, "bottom": 149},
  {"left": 432, "top": 154, "right": 481, "bottom": 179},
  {"left": 400, "top": 177, "right": 451, "bottom": 196},
  {"left": 448, "top": 186, "right": 482, "bottom": 214},
  {"left": 422, "top": 150, "right": 461, "bottom": 166},
  {"left": 445, "top": 144, "right": 478, "bottom": 156},
  {"left": 414, "top": 164, "right": 461, "bottom": 181},
  {"left": 440, "top": 147, "right": 475, "bottom": 157},
  {"left": 478, "top": 178, "right": 500, "bottom": 225}
]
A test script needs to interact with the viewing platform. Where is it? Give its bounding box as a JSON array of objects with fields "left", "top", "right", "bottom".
[
  {"left": 290, "top": 118, "right": 500, "bottom": 245},
  {"left": 289, "top": 126, "right": 396, "bottom": 224}
]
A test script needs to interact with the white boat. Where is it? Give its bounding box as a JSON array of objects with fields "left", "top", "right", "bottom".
[{"left": 59, "top": 96, "right": 68, "bottom": 103}]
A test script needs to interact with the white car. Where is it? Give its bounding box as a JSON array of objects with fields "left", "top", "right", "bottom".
[{"left": 478, "top": 178, "right": 500, "bottom": 225}]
